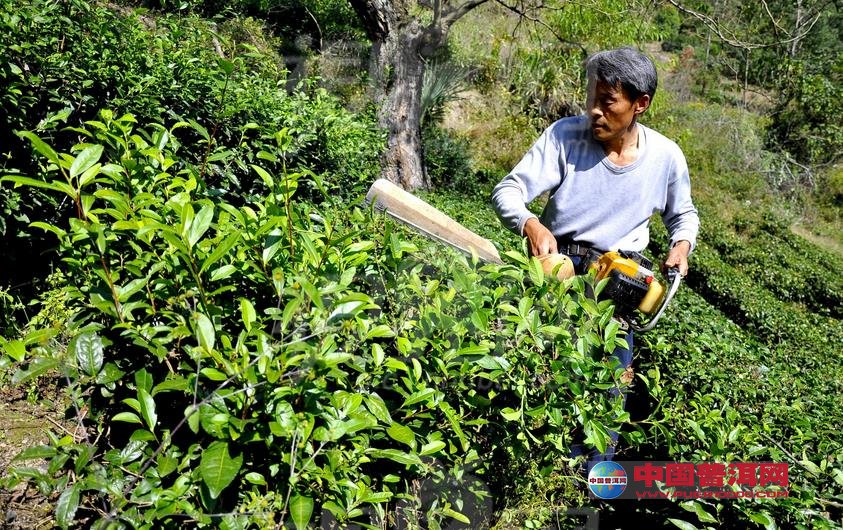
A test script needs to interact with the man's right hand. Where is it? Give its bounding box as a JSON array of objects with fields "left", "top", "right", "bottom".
[{"left": 523, "top": 217, "right": 558, "bottom": 256}]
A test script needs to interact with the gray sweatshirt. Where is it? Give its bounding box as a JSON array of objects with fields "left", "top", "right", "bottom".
[{"left": 491, "top": 115, "right": 699, "bottom": 252}]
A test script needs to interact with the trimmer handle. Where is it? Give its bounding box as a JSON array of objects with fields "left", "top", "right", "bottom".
[
  {"left": 666, "top": 266, "right": 681, "bottom": 283},
  {"left": 631, "top": 266, "right": 683, "bottom": 333}
]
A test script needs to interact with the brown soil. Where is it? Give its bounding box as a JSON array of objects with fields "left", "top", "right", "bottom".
[{"left": 0, "top": 386, "right": 57, "bottom": 530}]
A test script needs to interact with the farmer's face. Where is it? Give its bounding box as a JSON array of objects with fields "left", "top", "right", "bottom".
[{"left": 586, "top": 79, "right": 649, "bottom": 143}]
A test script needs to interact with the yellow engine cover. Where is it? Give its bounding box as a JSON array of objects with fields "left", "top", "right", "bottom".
[{"left": 589, "top": 251, "right": 665, "bottom": 315}]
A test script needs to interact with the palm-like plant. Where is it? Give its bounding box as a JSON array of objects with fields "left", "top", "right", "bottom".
[{"left": 420, "top": 59, "right": 471, "bottom": 126}]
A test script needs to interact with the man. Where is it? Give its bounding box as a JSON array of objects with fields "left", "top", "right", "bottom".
[{"left": 491, "top": 47, "right": 699, "bottom": 460}]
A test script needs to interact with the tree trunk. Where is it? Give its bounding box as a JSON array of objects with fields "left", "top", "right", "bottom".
[
  {"left": 350, "top": 0, "right": 467, "bottom": 190},
  {"left": 376, "top": 23, "right": 430, "bottom": 190},
  {"left": 791, "top": 0, "right": 803, "bottom": 58}
]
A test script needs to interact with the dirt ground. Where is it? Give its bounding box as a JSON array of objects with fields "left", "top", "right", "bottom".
[{"left": 0, "top": 385, "right": 55, "bottom": 530}]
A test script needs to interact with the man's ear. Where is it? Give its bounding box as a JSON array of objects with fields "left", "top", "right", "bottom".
[{"left": 634, "top": 94, "right": 651, "bottom": 115}]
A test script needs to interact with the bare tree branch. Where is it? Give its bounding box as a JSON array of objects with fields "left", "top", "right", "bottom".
[
  {"left": 442, "top": 0, "right": 491, "bottom": 26},
  {"left": 761, "top": 0, "right": 788, "bottom": 37},
  {"left": 664, "top": 0, "right": 828, "bottom": 51},
  {"left": 433, "top": 0, "right": 443, "bottom": 26},
  {"left": 494, "top": 0, "right": 587, "bottom": 53},
  {"left": 303, "top": 6, "right": 323, "bottom": 51}
]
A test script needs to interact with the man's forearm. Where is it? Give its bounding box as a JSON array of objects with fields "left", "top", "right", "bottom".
[{"left": 491, "top": 177, "right": 538, "bottom": 235}]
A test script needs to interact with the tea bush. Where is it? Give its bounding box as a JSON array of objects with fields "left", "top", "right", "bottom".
[
  {"left": 0, "top": 115, "right": 636, "bottom": 528},
  {"left": 421, "top": 188, "right": 843, "bottom": 528},
  {"left": 0, "top": 0, "right": 383, "bottom": 332}
]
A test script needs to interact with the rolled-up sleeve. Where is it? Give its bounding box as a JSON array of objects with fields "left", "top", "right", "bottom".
[
  {"left": 491, "top": 125, "right": 563, "bottom": 235},
  {"left": 662, "top": 153, "right": 700, "bottom": 252}
]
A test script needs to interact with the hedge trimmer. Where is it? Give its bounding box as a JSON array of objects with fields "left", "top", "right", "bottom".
[{"left": 365, "top": 179, "right": 681, "bottom": 332}]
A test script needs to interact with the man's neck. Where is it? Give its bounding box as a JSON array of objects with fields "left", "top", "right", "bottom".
[{"left": 603, "top": 123, "right": 641, "bottom": 166}]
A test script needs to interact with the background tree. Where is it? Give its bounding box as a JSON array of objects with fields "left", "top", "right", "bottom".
[
  {"left": 348, "top": 0, "right": 491, "bottom": 190},
  {"left": 665, "top": 0, "right": 842, "bottom": 165}
]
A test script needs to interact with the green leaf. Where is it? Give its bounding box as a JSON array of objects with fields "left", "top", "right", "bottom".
[
  {"left": 2, "top": 339, "right": 26, "bottom": 362},
  {"left": 210, "top": 264, "right": 237, "bottom": 282},
  {"left": 113, "top": 412, "right": 143, "bottom": 424},
  {"left": 365, "top": 393, "right": 392, "bottom": 424},
  {"left": 746, "top": 511, "right": 775, "bottom": 528},
  {"left": 200, "top": 231, "right": 241, "bottom": 273},
  {"left": 1, "top": 175, "right": 75, "bottom": 198},
  {"left": 402, "top": 388, "right": 435, "bottom": 407},
  {"left": 17, "top": 131, "right": 60, "bottom": 164},
  {"left": 189, "top": 119, "right": 210, "bottom": 141},
  {"left": 593, "top": 277, "right": 610, "bottom": 298},
  {"left": 503, "top": 249, "right": 529, "bottom": 265},
  {"left": 240, "top": 298, "right": 257, "bottom": 332},
  {"left": 113, "top": 272, "right": 144, "bottom": 299},
  {"left": 12, "top": 357, "right": 59, "bottom": 384},
  {"left": 201, "top": 367, "right": 227, "bottom": 381},
  {"left": 55, "top": 482, "right": 81, "bottom": 529},
  {"left": 244, "top": 472, "right": 266, "bottom": 485},
  {"left": 70, "top": 144, "right": 103, "bottom": 179},
  {"left": 135, "top": 368, "right": 153, "bottom": 393},
  {"left": 290, "top": 495, "right": 314, "bottom": 530},
  {"left": 157, "top": 454, "right": 178, "bottom": 478},
  {"left": 457, "top": 344, "right": 491, "bottom": 356},
  {"left": 387, "top": 423, "right": 416, "bottom": 450},
  {"left": 420, "top": 440, "right": 446, "bottom": 456},
  {"left": 371, "top": 343, "right": 385, "bottom": 367},
  {"left": 366, "top": 448, "right": 422, "bottom": 466},
  {"left": 668, "top": 519, "right": 699, "bottom": 530},
  {"left": 528, "top": 257, "right": 545, "bottom": 287},
  {"left": 13, "top": 445, "right": 57, "bottom": 461},
  {"left": 346, "top": 241, "right": 375, "bottom": 253},
  {"left": 74, "top": 332, "right": 103, "bottom": 376},
  {"left": 194, "top": 312, "right": 216, "bottom": 351},
  {"left": 251, "top": 165, "right": 274, "bottom": 188},
  {"left": 78, "top": 162, "right": 101, "bottom": 187},
  {"left": 604, "top": 320, "right": 620, "bottom": 351},
  {"left": 152, "top": 376, "right": 189, "bottom": 395},
  {"left": 138, "top": 389, "right": 157, "bottom": 432},
  {"left": 366, "top": 325, "right": 395, "bottom": 339},
  {"left": 199, "top": 441, "right": 243, "bottom": 499},
  {"left": 680, "top": 501, "right": 718, "bottom": 524},
  {"left": 584, "top": 420, "right": 610, "bottom": 455},
  {"left": 188, "top": 203, "right": 214, "bottom": 247},
  {"left": 262, "top": 229, "right": 285, "bottom": 264},
  {"left": 442, "top": 507, "right": 470, "bottom": 525},
  {"left": 188, "top": 408, "right": 200, "bottom": 433},
  {"left": 360, "top": 491, "right": 393, "bottom": 504},
  {"left": 29, "top": 221, "right": 67, "bottom": 239},
  {"left": 440, "top": 402, "right": 468, "bottom": 452},
  {"left": 500, "top": 407, "right": 522, "bottom": 421},
  {"left": 218, "top": 58, "right": 235, "bottom": 75},
  {"left": 799, "top": 459, "right": 821, "bottom": 476}
]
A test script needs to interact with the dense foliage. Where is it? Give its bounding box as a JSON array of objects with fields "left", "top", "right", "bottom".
[
  {"left": 661, "top": 0, "right": 843, "bottom": 165},
  {"left": 1, "top": 0, "right": 842, "bottom": 528},
  {"left": 0, "top": 0, "right": 383, "bottom": 311},
  {"left": 2, "top": 115, "right": 635, "bottom": 528}
]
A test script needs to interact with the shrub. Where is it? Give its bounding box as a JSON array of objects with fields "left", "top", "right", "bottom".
[
  {"left": 767, "top": 57, "right": 843, "bottom": 166},
  {"left": 0, "top": 0, "right": 382, "bottom": 309},
  {"left": 1, "top": 116, "right": 631, "bottom": 528},
  {"left": 422, "top": 126, "right": 479, "bottom": 194}
]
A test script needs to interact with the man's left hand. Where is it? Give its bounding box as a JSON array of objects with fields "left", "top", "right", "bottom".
[{"left": 663, "top": 240, "right": 691, "bottom": 277}]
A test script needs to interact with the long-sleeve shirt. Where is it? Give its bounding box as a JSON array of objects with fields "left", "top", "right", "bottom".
[{"left": 491, "top": 115, "right": 699, "bottom": 253}]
